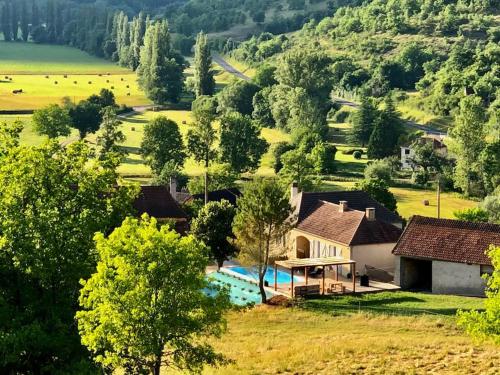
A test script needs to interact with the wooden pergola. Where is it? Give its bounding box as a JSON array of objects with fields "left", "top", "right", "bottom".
[{"left": 274, "top": 257, "right": 356, "bottom": 297}]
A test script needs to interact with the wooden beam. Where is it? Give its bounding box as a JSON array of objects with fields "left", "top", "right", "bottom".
[
  {"left": 352, "top": 263, "right": 356, "bottom": 294},
  {"left": 291, "top": 267, "right": 294, "bottom": 298},
  {"left": 322, "top": 266, "right": 325, "bottom": 295},
  {"left": 274, "top": 263, "right": 277, "bottom": 291},
  {"left": 336, "top": 265, "right": 339, "bottom": 281},
  {"left": 305, "top": 266, "right": 308, "bottom": 286}
]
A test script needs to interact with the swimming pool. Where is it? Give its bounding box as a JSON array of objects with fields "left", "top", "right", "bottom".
[
  {"left": 225, "top": 266, "right": 301, "bottom": 284},
  {"left": 206, "top": 271, "right": 274, "bottom": 306}
]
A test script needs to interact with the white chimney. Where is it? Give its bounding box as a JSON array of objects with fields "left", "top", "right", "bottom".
[
  {"left": 290, "top": 182, "right": 299, "bottom": 200},
  {"left": 339, "top": 201, "right": 348, "bottom": 212},
  {"left": 366, "top": 208, "right": 376, "bottom": 221},
  {"left": 169, "top": 177, "right": 177, "bottom": 201}
]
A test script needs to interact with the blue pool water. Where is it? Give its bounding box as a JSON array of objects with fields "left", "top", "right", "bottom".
[
  {"left": 206, "top": 271, "right": 273, "bottom": 306},
  {"left": 226, "top": 266, "right": 300, "bottom": 284}
]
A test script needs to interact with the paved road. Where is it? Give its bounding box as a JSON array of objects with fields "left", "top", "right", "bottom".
[
  {"left": 212, "top": 53, "right": 250, "bottom": 81},
  {"left": 332, "top": 96, "right": 446, "bottom": 135}
]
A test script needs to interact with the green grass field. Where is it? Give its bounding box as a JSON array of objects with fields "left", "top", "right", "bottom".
[
  {"left": 185, "top": 292, "right": 498, "bottom": 374},
  {"left": 0, "top": 41, "right": 150, "bottom": 110}
]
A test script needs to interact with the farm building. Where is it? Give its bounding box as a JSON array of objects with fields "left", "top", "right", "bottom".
[
  {"left": 184, "top": 187, "right": 242, "bottom": 207},
  {"left": 287, "top": 187, "right": 403, "bottom": 277},
  {"left": 393, "top": 216, "right": 500, "bottom": 296},
  {"left": 400, "top": 133, "right": 448, "bottom": 169}
]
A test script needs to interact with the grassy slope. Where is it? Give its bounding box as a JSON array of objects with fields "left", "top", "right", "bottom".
[
  {"left": 0, "top": 41, "right": 150, "bottom": 109},
  {"left": 190, "top": 295, "right": 499, "bottom": 375}
]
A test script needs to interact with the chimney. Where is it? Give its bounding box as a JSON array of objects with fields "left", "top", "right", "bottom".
[
  {"left": 366, "top": 208, "right": 376, "bottom": 221},
  {"left": 290, "top": 182, "right": 299, "bottom": 200},
  {"left": 339, "top": 201, "right": 348, "bottom": 212},
  {"left": 169, "top": 177, "right": 177, "bottom": 201}
]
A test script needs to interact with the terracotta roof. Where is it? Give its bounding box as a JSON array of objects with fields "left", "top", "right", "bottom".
[
  {"left": 393, "top": 216, "right": 500, "bottom": 266},
  {"left": 133, "top": 186, "right": 187, "bottom": 220},
  {"left": 189, "top": 188, "right": 242, "bottom": 206},
  {"left": 296, "top": 201, "right": 402, "bottom": 246},
  {"left": 293, "top": 191, "right": 403, "bottom": 226}
]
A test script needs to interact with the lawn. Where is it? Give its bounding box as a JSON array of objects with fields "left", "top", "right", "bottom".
[{"left": 187, "top": 299, "right": 499, "bottom": 374}]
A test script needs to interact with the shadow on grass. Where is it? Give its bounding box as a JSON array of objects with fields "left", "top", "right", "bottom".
[
  {"left": 302, "top": 294, "right": 484, "bottom": 317},
  {"left": 123, "top": 117, "right": 148, "bottom": 124},
  {"left": 120, "top": 146, "right": 141, "bottom": 154}
]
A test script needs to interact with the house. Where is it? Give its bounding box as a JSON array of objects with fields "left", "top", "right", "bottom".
[
  {"left": 393, "top": 216, "right": 500, "bottom": 296},
  {"left": 287, "top": 187, "right": 403, "bottom": 276},
  {"left": 133, "top": 185, "right": 189, "bottom": 233},
  {"left": 401, "top": 133, "right": 448, "bottom": 169},
  {"left": 184, "top": 187, "right": 242, "bottom": 207}
]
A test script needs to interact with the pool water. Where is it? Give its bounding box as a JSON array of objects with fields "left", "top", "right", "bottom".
[
  {"left": 226, "top": 266, "right": 301, "bottom": 284},
  {"left": 206, "top": 271, "right": 274, "bottom": 306}
]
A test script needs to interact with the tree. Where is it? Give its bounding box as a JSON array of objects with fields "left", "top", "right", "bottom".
[
  {"left": 279, "top": 147, "right": 318, "bottom": 192},
  {"left": 130, "top": 12, "right": 147, "bottom": 70},
  {"left": 217, "top": 80, "right": 260, "bottom": 115},
  {"left": 187, "top": 96, "right": 219, "bottom": 203},
  {"left": 193, "top": 31, "right": 215, "bottom": 97},
  {"left": 0, "top": 141, "right": 137, "bottom": 373},
  {"left": 69, "top": 100, "right": 102, "bottom": 139},
  {"left": 275, "top": 48, "right": 333, "bottom": 99},
  {"left": 137, "top": 20, "right": 185, "bottom": 104},
  {"left": 367, "top": 96, "right": 404, "bottom": 159},
  {"left": 450, "top": 95, "right": 487, "bottom": 197},
  {"left": 233, "top": 179, "right": 292, "bottom": 303},
  {"left": 457, "top": 245, "right": 500, "bottom": 344},
  {"left": 191, "top": 200, "right": 237, "bottom": 269},
  {"left": 88, "top": 88, "right": 117, "bottom": 109},
  {"left": 364, "top": 158, "right": 393, "bottom": 184},
  {"left": 32, "top": 104, "right": 72, "bottom": 139},
  {"left": 253, "top": 64, "right": 277, "bottom": 88},
  {"left": 140, "top": 116, "right": 186, "bottom": 176},
  {"left": 77, "top": 215, "right": 230, "bottom": 374},
  {"left": 355, "top": 178, "right": 398, "bottom": 212},
  {"left": 187, "top": 163, "right": 238, "bottom": 195},
  {"left": 1, "top": 2, "right": 11, "bottom": 41},
  {"left": 480, "top": 141, "right": 500, "bottom": 195},
  {"left": 453, "top": 207, "right": 490, "bottom": 223},
  {"left": 481, "top": 190, "right": 500, "bottom": 224},
  {"left": 10, "top": 0, "right": 18, "bottom": 40},
  {"left": 310, "top": 142, "right": 337, "bottom": 174},
  {"left": 272, "top": 141, "right": 294, "bottom": 173},
  {"left": 252, "top": 86, "right": 275, "bottom": 128},
  {"left": 20, "top": 0, "right": 29, "bottom": 41},
  {"left": 219, "top": 112, "right": 268, "bottom": 173},
  {"left": 349, "top": 96, "right": 378, "bottom": 146},
  {"left": 96, "top": 107, "right": 125, "bottom": 160}
]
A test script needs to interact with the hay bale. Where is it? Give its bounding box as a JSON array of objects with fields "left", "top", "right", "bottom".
[
  {"left": 182, "top": 120, "right": 187, "bottom": 124},
  {"left": 126, "top": 85, "right": 129, "bottom": 88},
  {"left": 45, "top": 75, "right": 49, "bottom": 79},
  {"left": 121, "top": 78, "right": 124, "bottom": 81},
  {"left": 111, "top": 86, "right": 114, "bottom": 89},
  {"left": 106, "top": 80, "right": 109, "bottom": 83},
  {"left": 54, "top": 81, "right": 58, "bottom": 85},
  {"left": 4, "top": 76, "right": 8, "bottom": 79},
  {"left": 131, "top": 127, "right": 135, "bottom": 131},
  {"left": 127, "top": 92, "right": 130, "bottom": 96},
  {"left": 74, "top": 81, "right": 77, "bottom": 84},
  {"left": 64, "top": 75, "right": 68, "bottom": 78},
  {"left": 423, "top": 200, "right": 430, "bottom": 206},
  {"left": 88, "top": 81, "right": 92, "bottom": 84}
]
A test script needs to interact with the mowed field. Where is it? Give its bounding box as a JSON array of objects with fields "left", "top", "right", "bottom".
[
  {"left": 162, "top": 292, "right": 498, "bottom": 375},
  {"left": 0, "top": 41, "right": 150, "bottom": 110}
]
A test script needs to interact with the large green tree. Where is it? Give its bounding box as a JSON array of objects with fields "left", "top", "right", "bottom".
[
  {"left": 68, "top": 100, "right": 102, "bottom": 139},
  {"left": 458, "top": 245, "right": 500, "bottom": 344},
  {"left": 349, "top": 96, "right": 378, "bottom": 146},
  {"left": 137, "top": 20, "right": 185, "bottom": 104},
  {"left": 191, "top": 200, "right": 237, "bottom": 269},
  {"left": 233, "top": 179, "right": 292, "bottom": 303},
  {"left": 279, "top": 147, "right": 319, "bottom": 192},
  {"left": 219, "top": 112, "right": 268, "bottom": 173},
  {"left": 217, "top": 80, "right": 260, "bottom": 116},
  {"left": 450, "top": 95, "right": 487, "bottom": 197},
  {"left": 96, "top": 106, "right": 125, "bottom": 160},
  {"left": 0, "top": 139, "right": 137, "bottom": 373},
  {"left": 140, "top": 116, "right": 186, "bottom": 176},
  {"left": 193, "top": 31, "right": 215, "bottom": 97},
  {"left": 32, "top": 104, "right": 72, "bottom": 139},
  {"left": 77, "top": 215, "right": 230, "bottom": 374},
  {"left": 187, "top": 96, "right": 218, "bottom": 203}
]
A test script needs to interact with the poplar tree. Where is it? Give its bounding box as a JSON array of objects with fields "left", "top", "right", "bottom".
[
  {"left": 1, "top": 2, "right": 12, "bottom": 41},
  {"left": 31, "top": 0, "right": 40, "bottom": 29},
  {"left": 137, "top": 20, "right": 185, "bottom": 104},
  {"left": 130, "top": 12, "right": 146, "bottom": 70},
  {"left": 20, "top": 0, "right": 29, "bottom": 42},
  {"left": 46, "top": 0, "right": 56, "bottom": 43},
  {"left": 193, "top": 31, "right": 215, "bottom": 97},
  {"left": 10, "top": 0, "right": 18, "bottom": 40}
]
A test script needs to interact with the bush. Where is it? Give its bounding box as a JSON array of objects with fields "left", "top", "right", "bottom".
[
  {"left": 342, "top": 148, "right": 364, "bottom": 155},
  {"left": 353, "top": 151, "right": 362, "bottom": 159},
  {"left": 364, "top": 159, "right": 393, "bottom": 184},
  {"left": 331, "top": 108, "right": 351, "bottom": 123}
]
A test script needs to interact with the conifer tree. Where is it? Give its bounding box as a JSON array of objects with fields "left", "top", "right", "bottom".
[
  {"left": 31, "top": 0, "right": 40, "bottom": 30},
  {"left": 130, "top": 12, "right": 146, "bottom": 70},
  {"left": 117, "top": 12, "right": 130, "bottom": 66},
  {"left": 350, "top": 96, "right": 378, "bottom": 146},
  {"left": 193, "top": 31, "right": 215, "bottom": 97}
]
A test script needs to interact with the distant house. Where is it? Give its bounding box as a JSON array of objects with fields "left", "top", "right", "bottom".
[
  {"left": 287, "top": 188, "right": 403, "bottom": 276},
  {"left": 184, "top": 188, "right": 242, "bottom": 207},
  {"left": 393, "top": 216, "right": 500, "bottom": 296},
  {"left": 401, "top": 133, "right": 448, "bottom": 169},
  {"left": 133, "top": 185, "right": 189, "bottom": 233}
]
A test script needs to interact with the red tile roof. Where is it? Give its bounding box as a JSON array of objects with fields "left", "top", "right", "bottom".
[
  {"left": 393, "top": 216, "right": 500, "bottom": 265},
  {"left": 296, "top": 201, "right": 402, "bottom": 246}
]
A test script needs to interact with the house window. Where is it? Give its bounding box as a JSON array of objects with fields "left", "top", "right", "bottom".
[
  {"left": 480, "top": 265, "right": 493, "bottom": 277},
  {"left": 405, "top": 149, "right": 410, "bottom": 155}
]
